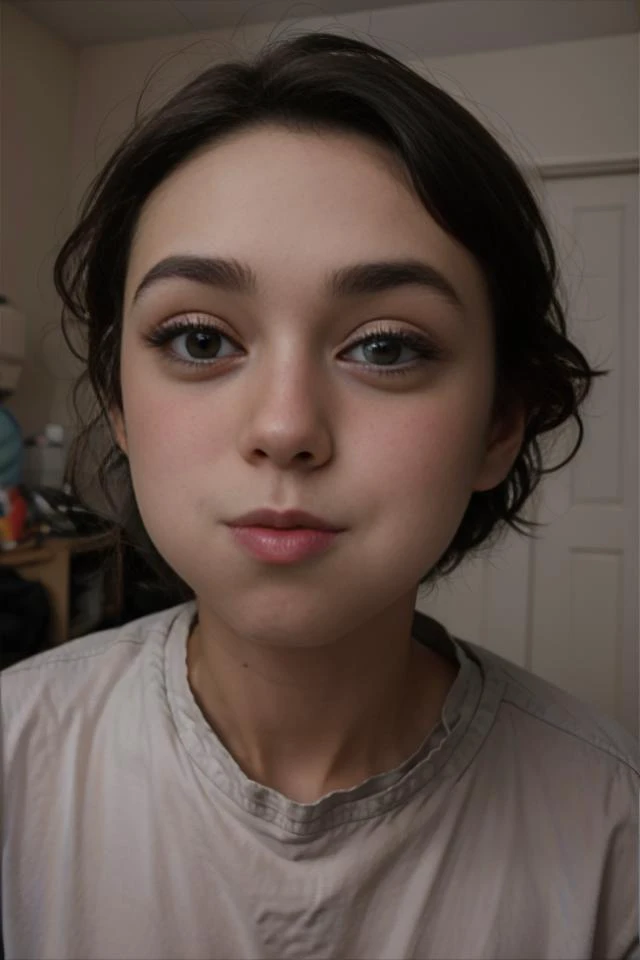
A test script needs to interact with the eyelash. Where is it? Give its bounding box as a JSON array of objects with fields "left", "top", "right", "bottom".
[{"left": 143, "top": 316, "right": 443, "bottom": 378}]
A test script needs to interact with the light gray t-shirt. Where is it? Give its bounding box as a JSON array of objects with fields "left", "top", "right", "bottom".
[{"left": 1, "top": 601, "right": 638, "bottom": 959}]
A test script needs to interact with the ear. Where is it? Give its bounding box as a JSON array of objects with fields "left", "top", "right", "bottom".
[
  {"left": 109, "top": 406, "right": 128, "bottom": 457},
  {"left": 473, "top": 398, "right": 526, "bottom": 493}
]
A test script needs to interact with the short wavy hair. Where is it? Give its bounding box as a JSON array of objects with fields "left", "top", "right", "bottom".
[{"left": 54, "top": 30, "right": 606, "bottom": 597}]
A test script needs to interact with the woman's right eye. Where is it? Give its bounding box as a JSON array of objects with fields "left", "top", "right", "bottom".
[
  {"left": 169, "top": 325, "right": 236, "bottom": 362},
  {"left": 145, "top": 321, "right": 239, "bottom": 365}
]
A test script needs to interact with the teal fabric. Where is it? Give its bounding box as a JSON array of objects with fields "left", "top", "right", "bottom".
[{"left": 0, "top": 408, "right": 23, "bottom": 487}]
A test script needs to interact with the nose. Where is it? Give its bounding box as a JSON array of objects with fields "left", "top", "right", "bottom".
[{"left": 235, "top": 353, "right": 334, "bottom": 469}]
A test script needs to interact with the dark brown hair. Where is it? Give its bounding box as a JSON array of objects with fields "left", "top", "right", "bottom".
[{"left": 54, "top": 31, "right": 606, "bottom": 596}]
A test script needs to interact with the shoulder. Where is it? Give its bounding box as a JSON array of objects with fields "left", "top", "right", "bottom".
[
  {"left": 458, "top": 640, "right": 640, "bottom": 958},
  {"left": 458, "top": 636, "right": 640, "bottom": 788},
  {"left": 1, "top": 602, "right": 194, "bottom": 734}
]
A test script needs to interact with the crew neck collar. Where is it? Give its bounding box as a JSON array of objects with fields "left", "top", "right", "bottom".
[{"left": 164, "top": 601, "right": 503, "bottom": 837}]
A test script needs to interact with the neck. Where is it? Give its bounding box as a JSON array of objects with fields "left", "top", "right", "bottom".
[{"left": 186, "top": 599, "right": 458, "bottom": 803}]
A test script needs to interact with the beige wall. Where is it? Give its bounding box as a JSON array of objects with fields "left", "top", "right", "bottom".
[
  {"left": 1, "top": 0, "right": 77, "bottom": 437},
  {"left": 2, "top": 1, "right": 637, "bottom": 439},
  {"left": 424, "top": 33, "right": 638, "bottom": 170},
  {"left": 69, "top": 28, "right": 638, "bottom": 213}
]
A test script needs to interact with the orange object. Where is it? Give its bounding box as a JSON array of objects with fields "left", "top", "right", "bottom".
[{"left": 0, "top": 485, "right": 28, "bottom": 548}]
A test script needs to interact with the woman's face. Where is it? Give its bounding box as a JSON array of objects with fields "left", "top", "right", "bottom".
[{"left": 116, "top": 125, "right": 523, "bottom": 647}]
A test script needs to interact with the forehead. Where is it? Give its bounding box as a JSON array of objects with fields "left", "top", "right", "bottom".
[{"left": 124, "top": 126, "right": 490, "bottom": 318}]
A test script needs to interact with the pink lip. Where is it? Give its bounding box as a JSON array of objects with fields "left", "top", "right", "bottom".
[
  {"left": 227, "top": 525, "right": 340, "bottom": 564},
  {"left": 228, "top": 508, "right": 341, "bottom": 531}
]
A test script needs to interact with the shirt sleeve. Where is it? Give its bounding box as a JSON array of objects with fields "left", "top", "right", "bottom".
[{"left": 592, "top": 762, "right": 639, "bottom": 959}]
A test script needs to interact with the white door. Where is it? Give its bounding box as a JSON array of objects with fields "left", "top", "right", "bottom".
[{"left": 417, "top": 172, "right": 639, "bottom": 738}]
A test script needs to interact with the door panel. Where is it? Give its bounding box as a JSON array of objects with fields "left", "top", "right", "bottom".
[{"left": 417, "top": 172, "right": 639, "bottom": 737}]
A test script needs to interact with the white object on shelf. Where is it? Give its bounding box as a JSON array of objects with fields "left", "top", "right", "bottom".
[{"left": 23, "top": 423, "right": 67, "bottom": 489}]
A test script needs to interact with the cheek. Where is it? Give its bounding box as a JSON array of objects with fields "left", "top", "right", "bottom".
[
  {"left": 127, "top": 411, "right": 229, "bottom": 533},
  {"left": 366, "top": 392, "right": 489, "bottom": 500},
  {"left": 118, "top": 355, "right": 223, "bottom": 520},
  {"left": 341, "top": 390, "right": 490, "bottom": 568},
  {"left": 121, "top": 354, "right": 223, "bottom": 464},
  {"left": 121, "top": 385, "right": 226, "bottom": 574}
]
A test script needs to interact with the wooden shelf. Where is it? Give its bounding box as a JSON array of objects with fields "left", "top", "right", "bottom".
[{"left": 0, "top": 530, "right": 122, "bottom": 645}]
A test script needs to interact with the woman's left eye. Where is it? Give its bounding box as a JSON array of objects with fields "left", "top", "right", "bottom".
[{"left": 144, "top": 320, "right": 442, "bottom": 377}]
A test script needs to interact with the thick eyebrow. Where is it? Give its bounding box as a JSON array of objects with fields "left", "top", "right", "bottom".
[{"left": 130, "top": 254, "right": 465, "bottom": 314}]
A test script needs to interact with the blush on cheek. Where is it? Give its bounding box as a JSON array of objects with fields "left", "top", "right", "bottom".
[{"left": 124, "top": 401, "right": 196, "bottom": 466}]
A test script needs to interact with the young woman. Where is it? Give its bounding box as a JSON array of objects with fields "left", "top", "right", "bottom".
[{"left": 2, "top": 31, "right": 638, "bottom": 960}]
